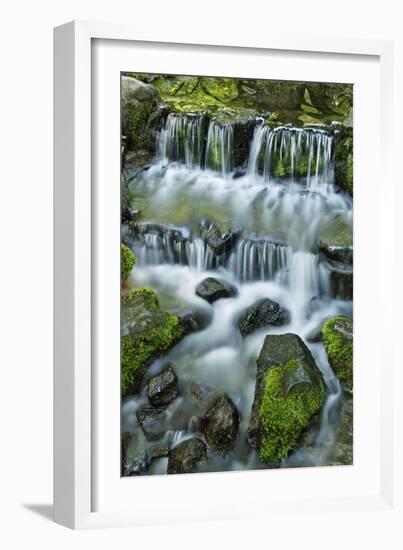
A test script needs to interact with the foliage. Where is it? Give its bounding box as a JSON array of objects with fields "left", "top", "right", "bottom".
[
  {"left": 258, "top": 359, "right": 324, "bottom": 463},
  {"left": 121, "top": 244, "right": 136, "bottom": 282},
  {"left": 322, "top": 316, "right": 353, "bottom": 392}
]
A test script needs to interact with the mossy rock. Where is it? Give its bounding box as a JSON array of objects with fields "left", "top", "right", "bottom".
[
  {"left": 121, "top": 244, "right": 136, "bottom": 282},
  {"left": 317, "top": 215, "right": 353, "bottom": 264},
  {"left": 121, "top": 76, "right": 165, "bottom": 169},
  {"left": 322, "top": 316, "right": 353, "bottom": 392},
  {"left": 334, "top": 127, "right": 353, "bottom": 195},
  {"left": 121, "top": 288, "right": 184, "bottom": 396},
  {"left": 247, "top": 333, "right": 324, "bottom": 464}
]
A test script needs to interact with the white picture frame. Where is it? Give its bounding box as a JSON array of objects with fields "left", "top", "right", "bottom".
[{"left": 54, "top": 20, "right": 399, "bottom": 530}]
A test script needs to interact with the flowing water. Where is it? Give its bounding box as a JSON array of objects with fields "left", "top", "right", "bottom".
[{"left": 122, "top": 113, "right": 353, "bottom": 472}]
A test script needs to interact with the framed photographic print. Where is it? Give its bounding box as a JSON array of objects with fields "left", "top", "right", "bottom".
[{"left": 54, "top": 21, "right": 398, "bottom": 530}]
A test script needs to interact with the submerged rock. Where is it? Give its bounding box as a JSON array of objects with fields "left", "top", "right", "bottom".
[
  {"left": 147, "top": 364, "right": 179, "bottom": 407},
  {"left": 167, "top": 438, "right": 208, "bottom": 474},
  {"left": 238, "top": 298, "right": 290, "bottom": 337},
  {"left": 195, "top": 277, "right": 238, "bottom": 303},
  {"left": 121, "top": 288, "right": 184, "bottom": 396},
  {"left": 322, "top": 316, "right": 353, "bottom": 392},
  {"left": 200, "top": 394, "right": 240, "bottom": 456},
  {"left": 247, "top": 333, "right": 324, "bottom": 464}
]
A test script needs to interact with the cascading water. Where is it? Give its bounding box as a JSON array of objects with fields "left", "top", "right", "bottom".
[
  {"left": 247, "top": 125, "right": 335, "bottom": 189},
  {"left": 205, "top": 119, "right": 234, "bottom": 175},
  {"left": 123, "top": 112, "right": 353, "bottom": 472},
  {"left": 158, "top": 113, "right": 205, "bottom": 168}
]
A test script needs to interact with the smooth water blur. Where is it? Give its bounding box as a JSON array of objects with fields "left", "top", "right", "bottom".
[{"left": 123, "top": 120, "right": 353, "bottom": 472}]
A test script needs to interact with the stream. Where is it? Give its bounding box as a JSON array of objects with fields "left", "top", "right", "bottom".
[{"left": 122, "top": 113, "right": 353, "bottom": 473}]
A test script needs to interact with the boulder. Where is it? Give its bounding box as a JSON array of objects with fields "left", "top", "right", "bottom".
[
  {"left": 121, "top": 75, "right": 166, "bottom": 169},
  {"left": 195, "top": 277, "right": 238, "bottom": 303},
  {"left": 147, "top": 364, "right": 179, "bottom": 407},
  {"left": 321, "top": 316, "right": 353, "bottom": 392},
  {"left": 200, "top": 394, "right": 240, "bottom": 456},
  {"left": 247, "top": 333, "right": 324, "bottom": 464},
  {"left": 317, "top": 215, "right": 353, "bottom": 265},
  {"left": 121, "top": 288, "right": 184, "bottom": 396},
  {"left": 238, "top": 298, "right": 290, "bottom": 337},
  {"left": 167, "top": 438, "right": 208, "bottom": 474}
]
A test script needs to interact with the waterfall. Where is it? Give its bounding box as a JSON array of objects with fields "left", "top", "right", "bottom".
[
  {"left": 130, "top": 225, "right": 293, "bottom": 283},
  {"left": 205, "top": 119, "right": 234, "bottom": 175},
  {"left": 158, "top": 113, "right": 205, "bottom": 168},
  {"left": 228, "top": 239, "right": 291, "bottom": 282},
  {"left": 247, "top": 125, "right": 335, "bottom": 187}
]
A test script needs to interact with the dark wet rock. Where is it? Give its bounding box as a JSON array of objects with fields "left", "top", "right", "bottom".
[
  {"left": 149, "top": 443, "right": 170, "bottom": 460},
  {"left": 167, "top": 438, "right": 208, "bottom": 474},
  {"left": 136, "top": 407, "right": 168, "bottom": 441},
  {"left": 247, "top": 333, "right": 324, "bottom": 464},
  {"left": 329, "top": 397, "right": 353, "bottom": 465},
  {"left": 148, "top": 364, "right": 179, "bottom": 407},
  {"left": 186, "top": 382, "right": 217, "bottom": 406},
  {"left": 325, "top": 260, "right": 353, "bottom": 300},
  {"left": 238, "top": 298, "right": 290, "bottom": 337},
  {"left": 123, "top": 451, "right": 150, "bottom": 476},
  {"left": 322, "top": 316, "right": 353, "bottom": 392},
  {"left": 200, "top": 394, "right": 240, "bottom": 456},
  {"left": 195, "top": 277, "right": 238, "bottom": 303},
  {"left": 202, "top": 221, "right": 240, "bottom": 257},
  {"left": 180, "top": 313, "right": 200, "bottom": 335},
  {"left": 319, "top": 242, "right": 353, "bottom": 265}
]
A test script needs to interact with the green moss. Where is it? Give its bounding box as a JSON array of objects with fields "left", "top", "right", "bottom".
[
  {"left": 121, "top": 244, "right": 136, "bottom": 282},
  {"left": 317, "top": 215, "right": 353, "bottom": 247},
  {"left": 258, "top": 359, "right": 324, "bottom": 463},
  {"left": 121, "top": 288, "right": 183, "bottom": 396},
  {"left": 322, "top": 316, "right": 353, "bottom": 392},
  {"left": 335, "top": 132, "right": 353, "bottom": 195}
]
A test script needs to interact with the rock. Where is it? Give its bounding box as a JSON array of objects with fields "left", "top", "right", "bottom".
[
  {"left": 148, "top": 364, "right": 179, "bottom": 407},
  {"left": 195, "top": 277, "right": 238, "bottom": 303},
  {"left": 238, "top": 298, "right": 290, "bottom": 337},
  {"left": 180, "top": 313, "right": 200, "bottom": 335},
  {"left": 121, "top": 76, "right": 165, "bottom": 169},
  {"left": 123, "top": 451, "right": 150, "bottom": 476},
  {"left": 136, "top": 407, "right": 168, "bottom": 441},
  {"left": 149, "top": 443, "right": 170, "bottom": 460},
  {"left": 329, "top": 397, "right": 353, "bottom": 465},
  {"left": 167, "top": 438, "right": 208, "bottom": 474},
  {"left": 322, "top": 316, "right": 353, "bottom": 392},
  {"left": 121, "top": 288, "right": 184, "bottom": 396},
  {"left": 334, "top": 127, "right": 353, "bottom": 195},
  {"left": 200, "top": 394, "right": 240, "bottom": 455},
  {"left": 325, "top": 260, "right": 353, "bottom": 300},
  {"left": 247, "top": 333, "right": 324, "bottom": 464},
  {"left": 317, "top": 215, "right": 353, "bottom": 265},
  {"left": 202, "top": 221, "right": 240, "bottom": 257}
]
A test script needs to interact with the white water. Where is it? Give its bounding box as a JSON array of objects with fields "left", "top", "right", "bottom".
[{"left": 123, "top": 116, "right": 353, "bottom": 472}]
